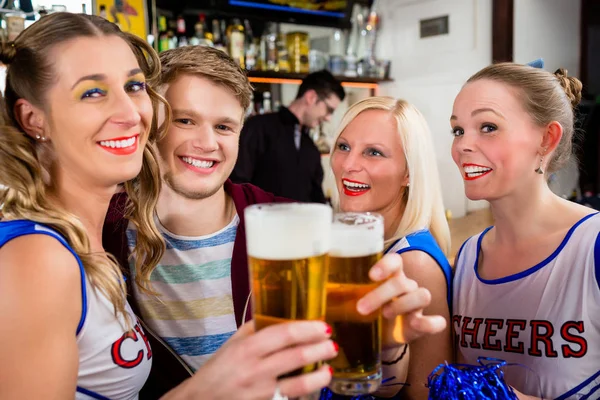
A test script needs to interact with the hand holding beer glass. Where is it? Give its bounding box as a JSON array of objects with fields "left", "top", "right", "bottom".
[{"left": 245, "top": 203, "right": 332, "bottom": 372}]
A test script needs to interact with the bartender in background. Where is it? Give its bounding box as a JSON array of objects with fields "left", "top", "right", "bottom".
[{"left": 231, "top": 70, "right": 345, "bottom": 203}]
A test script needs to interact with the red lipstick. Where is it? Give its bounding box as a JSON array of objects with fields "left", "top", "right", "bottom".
[
  {"left": 342, "top": 178, "right": 370, "bottom": 197},
  {"left": 97, "top": 135, "right": 139, "bottom": 156}
]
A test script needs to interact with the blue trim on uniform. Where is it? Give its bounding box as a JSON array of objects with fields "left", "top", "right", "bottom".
[
  {"left": 594, "top": 232, "right": 600, "bottom": 292},
  {"left": 555, "top": 369, "right": 600, "bottom": 400},
  {"left": 474, "top": 213, "right": 598, "bottom": 285},
  {"left": 387, "top": 230, "right": 453, "bottom": 312},
  {"left": 0, "top": 220, "right": 88, "bottom": 335},
  {"left": 454, "top": 237, "right": 469, "bottom": 269},
  {"left": 76, "top": 386, "right": 111, "bottom": 400},
  {"left": 581, "top": 382, "right": 600, "bottom": 400}
]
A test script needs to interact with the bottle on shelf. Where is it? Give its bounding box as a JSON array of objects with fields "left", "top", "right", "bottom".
[
  {"left": 244, "top": 19, "right": 258, "bottom": 71},
  {"left": 287, "top": 31, "right": 310, "bottom": 73},
  {"left": 261, "top": 22, "right": 278, "bottom": 71},
  {"left": 220, "top": 20, "right": 229, "bottom": 52},
  {"left": 212, "top": 18, "right": 227, "bottom": 54},
  {"left": 176, "top": 15, "right": 188, "bottom": 47},
  {"left": 157, "top": 16, "right": 169, "bottom": 52},
  {"left": 262, "top": 91, "right": 272, "bottom": 114},
  {"left": 276, "top": 24, "right": 289, "bottom": 73},
  {"left": 167, "top": 18, "right": 178, "bottom": 50},
  {"left": 227, "top": 18, "right": 245, "bottom": 69},
  {"left": 190, "top": 13, "right": 213, "bottom": 47}
]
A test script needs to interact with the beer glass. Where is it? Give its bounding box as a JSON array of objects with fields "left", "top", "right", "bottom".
[
  {"left": 327, "top": 212, "right": 384, "bottom": 395},
  {"left": 245, "top": 203, "right": 332, "bottom": 374}
]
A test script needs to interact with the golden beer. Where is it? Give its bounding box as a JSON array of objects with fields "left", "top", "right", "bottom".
[
  {"left": 250, "top": 254, "right": 329, "bottom": 331},
  {"left": 244, "top": 203, "right": 332, "bottom": 376},
  {"left": 327, "top": 213, "right": 384, "bottom": 395}
]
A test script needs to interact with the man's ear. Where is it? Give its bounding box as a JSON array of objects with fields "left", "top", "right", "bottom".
[
  {"left": 304, "top": 89, "right": 319, "bottom": 106},
  {"left": 14, "top": 99, "right": 47, "bottom": 140}
]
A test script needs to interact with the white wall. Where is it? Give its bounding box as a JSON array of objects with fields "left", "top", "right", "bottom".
[
  {"left": 375, "top": 0, "right": 493, "bottom": 217},
  {"left": 514, "top": 0, "right": 580, "bottom": 76},
  {"left": 514, "top": 0, "right": 581, "bottom": 198}
]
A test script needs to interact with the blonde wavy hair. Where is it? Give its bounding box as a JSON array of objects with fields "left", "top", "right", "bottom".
[
  {"left": 0, "top": 13, "right": 167, "bottom": 318},
  {"left": 330, "top": 97, "right": 451, "bottom": 255}
]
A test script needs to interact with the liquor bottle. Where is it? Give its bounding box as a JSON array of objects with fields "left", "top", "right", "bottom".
[
  {"left": 212, "top": 19, "right": 227, "bottom": 54},
  {"left": 227, "top": 18, "right": 245, "bottom": 69},
  {"left": 244, "top": 19, "right": 257, "bottom": 71},
  {"left": 262, "top": 91, "right": 272, "bottom": 113},
  {"left": 176, "top": 15, "right": 188, "bottom": 47},
  {"left": 276, "top": 24, "right": 289, "bottom": 73},
  {"left": 262, "top": 22, "right": 278, "bottom": 71},
  {"left": 167, "top": 18, "right": 178, "bottom": 49},
  {"left": 220, "top": 20, "right": 229, "bottom": 52},
  {"left": 190, "top": 13, "right": 213, "bottom": 46},
  {"left": 158, "top": 16, "right": 169, "bottom": 52}
]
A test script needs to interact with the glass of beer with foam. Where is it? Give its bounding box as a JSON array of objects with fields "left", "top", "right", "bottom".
[
  {"left": 245, "top": 203, "right": 332, "bottom": 374},
  {"left": 327, "top": 212, "right": 384, "bottom": 395}
]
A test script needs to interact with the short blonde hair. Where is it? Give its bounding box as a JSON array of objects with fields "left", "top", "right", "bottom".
[
  {"left": 157, "top": 46, "right": 253, "bottom": 111},
  {"left": 331, "top": 97, "right": 451, "bottom": 255}
]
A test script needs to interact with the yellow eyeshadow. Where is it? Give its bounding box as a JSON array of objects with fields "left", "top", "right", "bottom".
[
  {"left": 72, "top": 81, "right": 109, "bottom": 100},
  {"left": 129, "top": 73, "right": 146, "bottom": 83}
]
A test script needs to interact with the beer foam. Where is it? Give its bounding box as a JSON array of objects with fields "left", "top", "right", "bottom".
[
  {"left": 245, "top": 203, "right": 332, "bottom": 260},
  {"left": 330, "top": 214, "right": 384, "bottom": 258}
]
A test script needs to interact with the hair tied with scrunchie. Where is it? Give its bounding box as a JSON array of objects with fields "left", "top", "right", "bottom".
[
  {"left": 0, "top": 41, "right": 17, "bottom": 65},
  {"left": 526, "top": 58, "right": 545, "bottom": 69}
]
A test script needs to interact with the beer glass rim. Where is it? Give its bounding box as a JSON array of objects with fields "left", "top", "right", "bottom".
[
  {"left": 245, "top": 202, "right": 332, "bottom": 217},
  {"left": 332, "top": 212, "right": 383, "bottom": 226}
]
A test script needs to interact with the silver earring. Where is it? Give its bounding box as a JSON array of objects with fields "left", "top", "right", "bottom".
[
  {"left": 535, "top": 156, "right": 544, "bottom": 174},
  {"left": 35, "top": 134, "right": 41, "bottom": 140}
]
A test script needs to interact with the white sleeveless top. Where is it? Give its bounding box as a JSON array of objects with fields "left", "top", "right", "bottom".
[
  {"left": 0, "top": 220, "right": 152, "bottom": 400},
  {"left": 453, "top": 213, "right": 600, "bottom": 400}
]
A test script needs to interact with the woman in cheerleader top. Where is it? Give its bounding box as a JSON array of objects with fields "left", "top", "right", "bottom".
[
  {"left": 328, "top": 96, "right": 453, "bottom": 399},
  {"left": 451, "top": 62, "right": 600, "bottom": 399}
]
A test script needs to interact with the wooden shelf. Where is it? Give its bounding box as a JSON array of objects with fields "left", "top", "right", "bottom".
[{"left": 246, "top": 70, "right": 392, "bottom": 87}]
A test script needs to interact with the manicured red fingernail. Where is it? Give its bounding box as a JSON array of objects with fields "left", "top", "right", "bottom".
[
  {"left": 328, "top": 366, "right": 334, "bottom": 376},
  {"left": 332, "top": 341, "right": 339, "bottom": 352},
  {"left": 325, "top": 324, "right": 332, "bottom": 335}
]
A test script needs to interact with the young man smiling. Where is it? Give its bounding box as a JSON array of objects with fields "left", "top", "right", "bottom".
[{"left": 103, "top": 46, "right": 288, "bottom": 396}]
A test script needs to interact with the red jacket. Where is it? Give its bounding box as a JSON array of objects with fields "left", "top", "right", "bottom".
[{"left": 102, "top": 180, "right": 289, "bottom": 398}]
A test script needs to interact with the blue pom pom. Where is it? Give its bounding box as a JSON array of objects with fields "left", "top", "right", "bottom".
[{"left": 427, "top": 358, "right": 519, "bottom": 400}]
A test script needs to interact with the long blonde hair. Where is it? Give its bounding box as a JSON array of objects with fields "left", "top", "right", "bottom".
[
  {"left": 331, "top": 97, "right": 450, "bottom": 255},
  {"left": 0, "top": 13, "right": 167, "bottom": 318}
]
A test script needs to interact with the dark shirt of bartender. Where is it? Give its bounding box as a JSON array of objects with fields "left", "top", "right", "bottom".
[{"left": 231, "top": 70, "right": 345, "bottom": 203}]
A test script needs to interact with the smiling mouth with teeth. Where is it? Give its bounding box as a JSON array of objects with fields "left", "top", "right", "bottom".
[
  {"left": 97, "top": 135, "right": 138, "bottom": 156},
  {"left": 181, "top": 156, "right": 216, "bottom": 171},
  {"left": 463, "top": 164, "right": 493, "bottom": 181},
  {"left": 342, "top": 178, "right": 371, "bottom": 196}
]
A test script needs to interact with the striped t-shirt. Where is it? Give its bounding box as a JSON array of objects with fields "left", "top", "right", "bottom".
[{"left": 126, "top": 215, "right": 239, "bottom": 371}]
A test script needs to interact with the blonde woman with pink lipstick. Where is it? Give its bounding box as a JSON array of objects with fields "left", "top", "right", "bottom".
[
  {"left": 451, "top": 63, "right": 600, "bottom": 400},
  {"left": 329, "top": 96, "right": 452, "bottom": 399}
]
